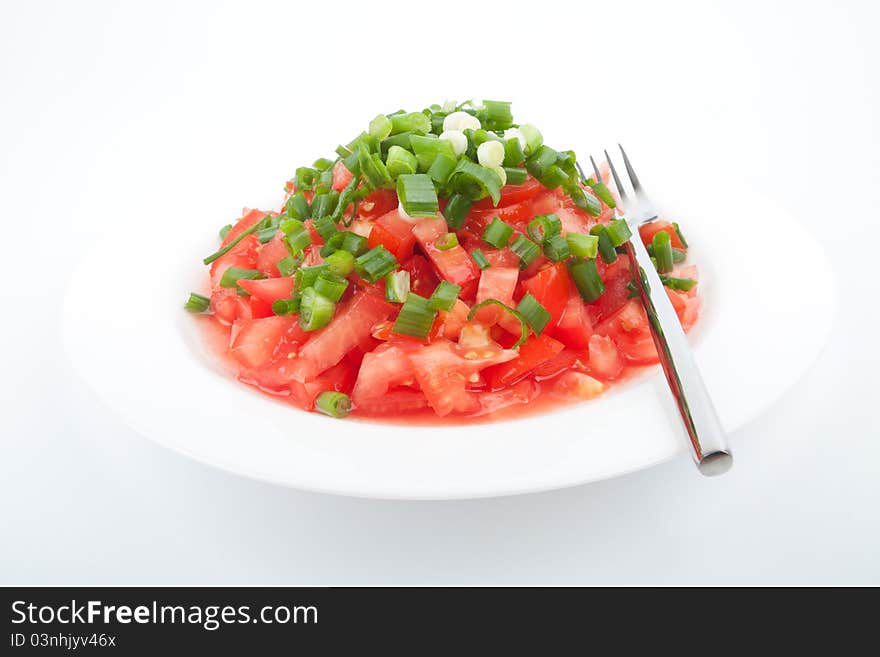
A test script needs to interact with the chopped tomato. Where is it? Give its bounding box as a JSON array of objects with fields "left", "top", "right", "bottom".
[
  {"left": 587, "top": 334, "right": 623, "bottom": 380},
  {"left": 292, "top": 293, "right": 394, "bottom": 382},
  {"left": 472, "top": 379, "right": 538, "bottom": 416},
  {"left": 331, "top": 159, "right": 353, "bottom": 192},
  {"left": 230, "top": 316, "right": 304, "bottom": 369},
  {"left": 237, "top": 276, "right": 295, "bottom": 305},
  {"left": 551, "top": 292, "right": 593, "bottom": 349},
  {"left": 551, "top": 371, "right": 605, "bottom": 400},
  {"left": 639, "top": 221, "right": 686, "bottom": 249},
  {"left": 211, "top": 288, "right": 252, "bottom": 325},
  {"left": 587, "top": 258, "right": 633, "bottom": 323},
  {"left": 471, "top": 175, "right": 544, "bottom": 210},
  {"left": 484, "top": 333, "right": 565, "bottom": 390},
  {"left": 532, "top": 349, "right": 585, "bottom": 379},
  {"left": 441, "top": 299, "right": 470, "bottom": 341},
  {"left": 248, "top": 296, "right": 275, "bottom": 318},
  {"left": 357, "top": 188, "right": 399, "bottom": 219},
  {"left": 474, "top": 267, "right": 519, "bottom": 324},
  {"left": 351, "top": 343, "right": 417, "bottom": 405},
  {"left": 354, "top": 389, "right": 430, "bottom": 415},
  {"left": 400, "top": 254, "right": 440, "bottom": 298},
  {"left": 521, "top": 262, "right": 570, "bottom": 331},
  {"left": 255, "top": 233, "right": 290, "bottom": 277},
  {"left": 413, "top": 218, "right": 480, "bottom": 295},
  {"left": 220, "top": 208, "right": 267, "bottom": 249},
  {"left": 368, "top": 209, "right": 417, "bottom": 262},
  {"left": 210, "top": 234, "right": 259, "bottom": 288}
]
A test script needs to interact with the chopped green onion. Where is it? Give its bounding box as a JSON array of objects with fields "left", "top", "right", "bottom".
[
  {"left": 299, "top": 287, "right": 336, "bottom": 331},
  {"left": 556, "top": 150, "right": 577, "bottom": 175},
  {"left": 219, "top": 267, "right": 265, "bottom": 292},
  {"left": 566, "top": 233, "right": 599, "bottom": 259},
  {"left": 435, "top": 232, "right": 459, "bottom": 251},
  {"left": 590, "top": 225, "right": 618, "bottom": 264},
  {"left": 284, "top": 224, "right": 312, "bottom": 255},
  {"left": 605, "top": 219, "right": 633, "bottom": 247},
  {"left": 311, "top": 190, "right": 339, "bottom": 220},
  {"left": 284, "top": 192, "right": 310, "bottom": 220},
  {"left": 315, "top": 169, "right": 334, "bottom": 193},
  {"left": 518, "top": 124, "right": 543, "bottom": 155},
  {"left": 428, "top": 280, "right": 461, "bottom": 311},
  {"left": 516, "top": 293, "right": 551, "bottom": 335},
  {"left": 673, "top": 222, "right": 689, "bottom": 248},
  {"left": 568, "top": 258, "right": 605, "bottom": 302},
  {"left": 258, "top": 225, "right": 279, "bottom": 243},
  {"left": 672, "top": 247, "right": 687, "bottom": 264},
  {"left": 482, "top": 217, "right": 514, "bottom": 248},
  {"left": 397, "top": 174, "right": 439, "bottom": 217},
  {"left": 510, "top": 234, "right": 541, "bottom": 268},
  {"left": 314, "top": 271, "right": 349, "bottom": 302},
  {"left": 588, "top": 180, "right": 617, "bottom": 208},
  {"left": 652, "top": 230, "right": 674, "bottom": 273},
  {"left": 526, "top": 145, "right": 558, "bottom": 179},
  {"left": 526, "top": 213, "right": 562, "bottom": 242},
  {"left": 385, "top": 270, "right": 411, "bottom": 303},
  {"left": 354, "top": 245, "right": 399, "bottom": 283},
  {"left": 543, "top": 234, "right": 571, "bottom": 262},
  {"left": 184, "top": 292, "right": 211, "bottom": 313},
  {"left": 358, "top": 146, "right": 391, "bottom": 188},
  {"left": 427, "top": 153, "right": 457, "bottom": 184},
  {"left": 503, "top": 137, "right": 525, "bottom": 167},
  {"left": 315, "top": 391, "right": 351, "bottom": 419},
  {"left": 660, "top": 275, "right": 697, "bottom": 292},
  {"left": 392, "top": 293, "right": 437, "bottom": 339},
  {"left": 538, "top": 164, "right": 569, "bottom": 190},
  {"left": 203, "top": 215, "right": 273, "bottom": 265},
  {"left": 341, "top": 231, "right": 368, "bottom": 256},
  {"left": 294, "top": 167, "right": 318, "bottom": 191},
  {"left": 570, "top": 186, "right": 602, "bottom": 216},
  {"left": 411, "top": 134, "right": 456, "bottom": 171},
  {"left": 320, "top": 231, "right": 345, "bottom": 257},
  {"left": 219, "top": 224, "right": 233, "bottom": 240},
  {"left": 503, "top": 166, "right": 527, "bottom": 185},
  {"left": 390, "top": 112, "right": 431, "bottom": 135},
  {"left": 380, "top": 131, "right": 414, "bottom": 155},
  {"left": 444, "top": 193, "right": 473, "bottom": 230},
  {"left": 448, "top": 159, "right": 503, "bottom": 205},
  {"left": 277, "top": 254, "right": 301, "bottom": 277},
  {"left": 483, "top": 100, "right": 514, "bottom": 131},
  {"left": 467, "top": 300, "right": 528, "bottom": 348},
  {"left": 272, "top": 296, "right": 301, "bottom": 316},
  {"left": 369, "top": 114, "right": 393, "bottom": 140},
  {"left": 295, "top": 265, "right": 329, "bottom": 291},
  {"left": 471, "top": 248, "right": 491, "bottom": 270},
  {"left": 280, "top": 218, "right": 304, "bottom": 235},
  {"left": 312, "top": 215, "right": 338, "bottom": 241},
  {"left": 385, "top": 145, "right": 418, "bottom": 178},
  {"left": 325, "top": 249, "right": 355, "bottom": 277},
  {"left": 312, "top": 157, "right": 334, "bottom": 172}
]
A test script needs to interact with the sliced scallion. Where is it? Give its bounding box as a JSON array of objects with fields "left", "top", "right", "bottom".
[
  {"left": 295, "top": 264, "right": 329, "bottom": 291},
  {"left": 369, "top": 114, "right": 393, "bottom": 141},
  {"left": 385, "top": 145, "right": 418, "bottom": 178},
  {"left": 203, "top": 214, "right": 273, "bottom": 265},
  {"left": 590, "top": 225, "right": 618, "bottom": 264},
  {"left": 503, "top": 137, "right": 525, "bottom": 167},
  {"left": 516, "top": 293, "right": 551, "bottom": 335},
  {"left": 448, "top": 159, "right": 503, "bottom": 205},
  {"left": 673, "top": 222, "right": 689, "bottom": 248},
  {"left": 385, "top": 270, "right": 411, "bottom": 303},
  {"left": 444, "top": 193, "right": 473, "bottom": 230},
  {"left": 272, "top": 296, "right": 301, "bottom": 316},
  {"left": 467, "top": 300, "right": 528, "bottom": 348},
  {"left": 568, "top": 258, "right": 605, "bottom": 302},
  {"left": 482, "top": 217, "right": 514, "bottom": 248},
  {"left": 471, "top": 248, "right": 491, "bottom": 270},
  {"left": 315, "top": 391, "right": 352, "bottom": 419},
  {"left": 588, "top": 180, "right": 616, "bottom": 208},
  {"left": 543, "top": 234, "right": 570, "bottom": 262},
  {"left": 483, "top": 100, "right": 514, "bottom": 131},
  {"left": 605, "top": 219, "right": 633, "bottom": 247},
  {"left": 325, "top": 249, "right": 355, "bottom": 277},
  {"left": 314, "top": 271, "right": 349, "bottom": 303},
  {"left": 354, "top": 245, "right": 399, "bottom": 283},
  {"left": 566, "top": 233, "right": 599, "bottom": 259},
  {"left": 510, "top": 234, "right": 541, "bottom": 268},
  {"left": 435, "top": 232, "right": 459, "bottom": 251},
  {"left": 652, "top": 230, "right": 674, "bottom": 273},
  {"left": 428, "top": 280, "right": 461, "bottom": 311},
  {"left": 427, "top": 153, "right": 457, "bottom": 184},
  {"left": 390, "top": 112, "right": 431, "bottom": 135},
  {"left": 397, "top": 174, "right": 439, "bottom": 217},
  {"left": 276, "top": 254, "right": 302, "bottom": 277},
  {"left": 392, "top": 293, "right": 437, "bottom": 339},
  {"left": 503, "top": 166, "right": 527, "bottom": 185},
  {"left": 218, "top": 224, "right": 233, "bottom": 240},
  {"left": 299, "top": 287, "right": 336, "bottom": 331},
  {"left": 526, "top": 213, "right": 562, "bottom": 242},
  {"left": 184, "top": 292, "right": 211, "bottom": 313},
  {"left": 660, "top": 275, "right": 697, "bottom": 292}
]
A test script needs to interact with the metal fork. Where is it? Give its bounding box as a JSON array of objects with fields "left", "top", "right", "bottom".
[{"left": 587, "top": 146, "right": 732, "bottom": 476}]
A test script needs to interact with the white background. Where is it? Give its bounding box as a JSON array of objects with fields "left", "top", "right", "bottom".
[{"left": 2, "top": 0, "right": 878, "bottom": 584}]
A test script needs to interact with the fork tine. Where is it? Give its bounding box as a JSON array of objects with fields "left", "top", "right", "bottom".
[
  {"left": 618, "top": 144, "right": 644, "bottom": 196},
  {"left": 588, "top": 155, "right": 603, "bottom": 184},
  {"left": 604, "top": 149, "right": 628, "bottom": 203}
]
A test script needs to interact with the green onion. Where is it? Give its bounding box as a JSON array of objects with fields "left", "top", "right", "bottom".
[
  {"left": 467, "top": 300, "right": 528, "bottom": 348},
  {"left": 570, "top": 186, "right": 602, "bottom": 216},
  {"left": 427, "top": 153, "right": 457, "bottom": 184},
  {"left": 277, "top": 254, "right": 301, "bottom": 277},
  {"left": 672, "top": 247, "right": 687, "bottom": 264},
  {"left": 510, "top": 234, "right": 541, "bottom": 268},
  {"left": 315, "top": 169, "right": 334, "bottom": 193},
  {"left": 299, "top": 287, "right": 336, "bottom": 331},
  {"left": 284, "top": 224, "right": 312, "bottom": 255},
  {"left": 652, "top": 230, "right": 674, "bottom": 273},
  {"left": 392, "top": 293, "right": 437, "bottom": 339},
  {"left": 315, "top": 391, "right": 351, "bottom": 419},
  {"left": 218, "top": 224, "right": 233, "bottom": 240},
  {"left": 320, "top": 231, "right": 345, "bottom": 257},
  {"left": 385, "top": 270, "right": 411, "bottom": 303},
  {"left": 272, "top": 296, "right": 301, "bottom": 316},
  {"left": 284, "top": 191, "right": 310, "bottom": 220},
  {"left": 312, "top": 157, "right": 334, "bottom": 172},
  {"left": 518, "top": 124, "right": 543, "bottom": 155},
  {"left": 314, "top": 271, "right": 349, "bottom": 303},
  {"left": 605, "top": 219, "right": 633, "bottom": 247},
  {"left": 588, "top": 180, "right": 617, "bottom": 208},
  {"left": 390, "top": 112, "right": 431, "bottom": 135},
  {"left": 313, "top": 215, "right": 339, "bottom": 241},
  {"left": 358, "top": 147, "right": 391, "bottom": 188},
  {"left": 503, "top": 166, "right": 527, "bottom": 185},
  {"left": 428, "top": 280, "right": 461, "bottom": 311},
  {"left": 448, "top": 159, "right": 503, "bottom": 205},
  {"left": 311, "top": 190, "right": 339, "bottom": 220},
  {"left": 590, "top": 225, "right": 618, "bottom": 264},
  {"left": 385, "top": 145, "right": 418, "bottom": 178},
  {"left": 397, "top": 174, "right": 439, "bottom": 217},
  {"left": 295, "top": 265, "right": 329, "bottom": 291},
  {"left": 566, "top": 233, "right": 599, "bottom": 259},
  {"left": 543, "top": 234, "right": 571, "bottom": 262},
  {"left": 219, "top": 267, "right": 264, "bottom": 291},
  {"left": 294, "top": 167, "right": 317, "bottom": 191},
  {"left": 483, "top": 100, "right": 514, "bottom": 131},
  {"left": 526, "top": 213, "right": 562, "bottom": 242},
  {"left": 203, "top": 215, "right": 273, "bottom": 265},
  {"left": 435, "top": 232, "right": 459, "bottom": 251},
  {"left": 280, "top": 218, "right": 304, "bottom": 235},
  {"left": 444, "top": 193, "right": 473, "bottom": 230},
  {"left": 557, "top": 150, "right": 577, "bottom": 175},
  {"left": 258, "top": 224, "right": 279, "bottom": 243},
  {"left": 341, "top": 231, "right": 368, "bottom": 256},
  {"left": 482, "top": 217, "right": 514, "bottom": 248},
  {"left": 355, "top": 245, "right": 399, "bottom": 283},
  {"left": 673, "top": 222, "right": 689, "bottom": 248},
  {"left": 325, "top": 249, "right": 355, "bottom": 277},
  {"left": 538, "top": 164, "right": 569, "bottom": 190},
  {"left": 184, "top": 292, "right": 211, "bottom": 313},
  {"left": 526, "top": 145, "right": 558, "bottom": 179},
  {"left": 503, "top": 138, "right": 525, "bottom": 167},
  {"left": 471, "top": 249, "right": 491, "bottom": 270},
  {"left": 411, "top": 134, "right": 456, "bottom": 171},
  {"left": 660, "top": 275, "right": 697, "bottom": 292},
  {"left": 369, "top": 114, "right": 393, "bottom": 141},
  {"left": 568, "top": 258, "right": 605, "bottom": 302},
  {"left": 516, "top": 293, "right": 551, "bottom": 335},
  {"left": 380, "top": 131, "right": 414, "bottom": 155}
]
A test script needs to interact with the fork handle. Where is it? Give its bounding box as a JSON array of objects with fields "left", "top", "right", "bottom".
[{"left": 623, "top": 229, "right": 732, "bottom": 476}]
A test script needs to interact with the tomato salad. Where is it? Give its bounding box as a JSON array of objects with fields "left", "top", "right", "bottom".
[{"left": 184, "top": 101, "right": 700, "bottom": 420}]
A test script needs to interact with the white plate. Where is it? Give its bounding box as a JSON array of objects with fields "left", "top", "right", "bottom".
[{"left": 62, "top": 184, "right": 834, "bottom": 499}]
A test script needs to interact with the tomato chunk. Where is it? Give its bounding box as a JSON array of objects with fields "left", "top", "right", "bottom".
[
  {"left": 587, "top": 334, "right": 623, "bottom": 380},
  {"left": 413, "top": 218, "right": 480, "bottom": 294},
  {"left": 368, "top": 209, "right": 416, "bottom": 262},
  {"left": 484, "top": 333, "right": 565, "bottom": 390},
  {"left": 237, "top": 276, "right": 295, "bottom": 305},
  {"left": 521, "top": 262, "right": 570, "bottom": 331},
  {"left": 231, "top": 316, "right": 304, "bottom": 369},
  {"left": 551, "top": 292, "right": 593, "bottom": 349},
  {"left": 351, "top": 343, "right": 417, "bottom": 405},
  {"left": 639, "top": 221, "right": 686, "bottom": 250}
]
